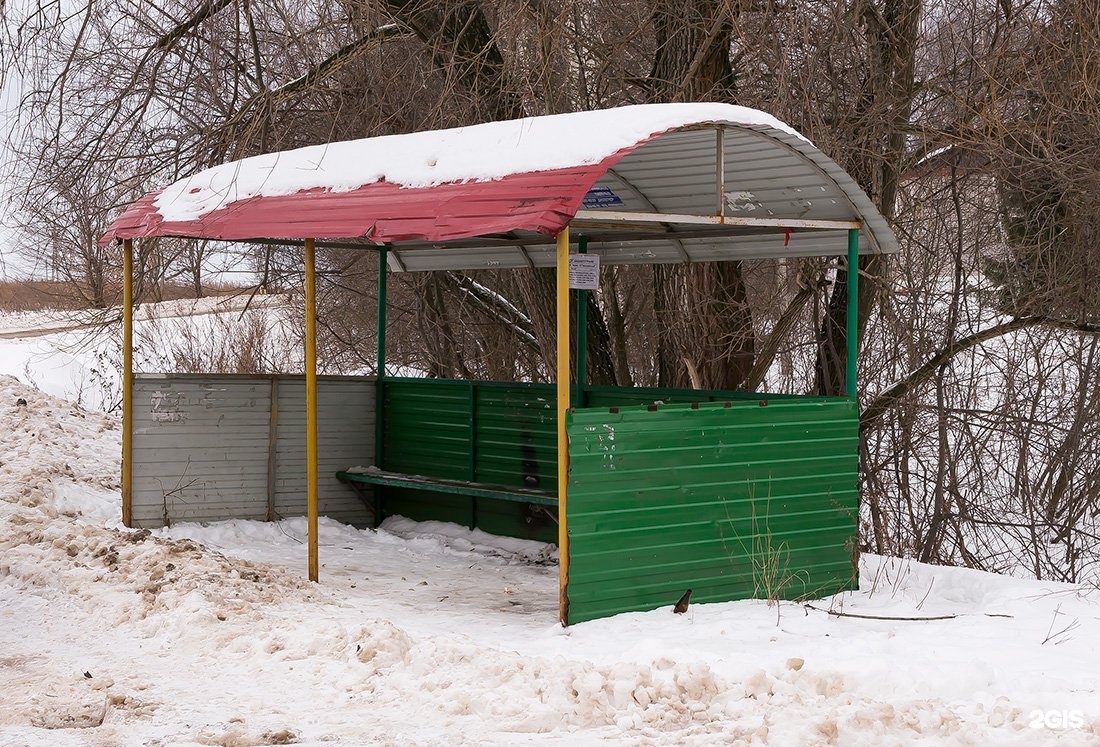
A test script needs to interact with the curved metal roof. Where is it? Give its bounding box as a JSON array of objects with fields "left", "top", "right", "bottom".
[{"left": 102, "top": 103, "right": 897, "bottom": 270}]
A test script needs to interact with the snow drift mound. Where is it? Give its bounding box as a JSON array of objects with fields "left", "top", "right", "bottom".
[
  {"left": 0, "top": 375, "right": 120, "bottom": 519},
  {"left": 3, "top": 374, "right": 1098, "bottom": 744},
  {"left": 0, "top": 518, "right": 314, "bottom": 626},
  {"left": 0, "top": 374, "right": 317, "bottom": 628}
]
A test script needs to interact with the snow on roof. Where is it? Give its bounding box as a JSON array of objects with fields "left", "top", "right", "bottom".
[
  {"left": 154, "top": 103, "right": 802, "bottom": 224},
  {"left": 102, "top": 103, "right": 898, "bottom": 264}
]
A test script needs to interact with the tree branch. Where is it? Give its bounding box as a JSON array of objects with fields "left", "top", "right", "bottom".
[
  {"left": 742, "top": 282, "right": 817, "bottom": 391},
  {"left": 153, "top": 0, "right": 235, "bottom": 51},
  {"left": 861, "top": 315, "right": 1100, "bottom": 433},
  {"left": 265, "top": 24, "right": 412, "bottom": 102}
]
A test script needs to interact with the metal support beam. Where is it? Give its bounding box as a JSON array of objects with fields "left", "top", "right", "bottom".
[
  {"left": 377, "top": 246, "right": 387, "bottom": 378},
  {"left": 388, "top": 247, "right": 407, "bottom": 273},
  {"left": 573, "top": 210, "right": 861, "bottom": 231},
  {"left": 515, "top": 245, "right": 536, "bottom": 269},
  {"left": 716, "top": 128, "right": 726, "bottom": 221},
  {"left": 575, "top": 236, "right": 588, "bottom": 408},
  {"left": 373, "top": 247, "right": 388, "bottom": 528},
  {"left": 556, "top": 227, "right": 571, "bottom": 626},
  {"left": 121, "top": 239, "right": 134, "bottom": 527},
  {"left": 846, "top": 229, "right": 859, "bottom": 399},
  {"left": 304, "top": 238, "right": 319, "bottom": 582}
]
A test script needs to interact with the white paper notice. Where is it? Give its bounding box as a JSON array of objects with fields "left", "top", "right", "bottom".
[{"left": 568, "top": 254, "right": 600, "bottom": 290}]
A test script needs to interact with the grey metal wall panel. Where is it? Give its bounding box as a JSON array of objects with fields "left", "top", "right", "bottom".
[
  {"left": 132, "top": 376, "right": 272, "bottom": 526},
  {"left": 132, "top": 375, "right": 376, "bottom": 528},
  {"left": 274, "top": 379, "right": 375, "bottom": 526}
]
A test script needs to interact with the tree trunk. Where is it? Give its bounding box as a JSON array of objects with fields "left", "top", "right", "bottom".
[
  {"left": 648, "top": 0, "right": 754, "bottom": 391},
  {"left": 382, "top": 0, "right": 524, "bottom": 121},
  {"left": 814, "top": 0, "right": 920, "bottom": 395},
  {"left": 515, "top": 267, "right": 620, "bottom": 385}
]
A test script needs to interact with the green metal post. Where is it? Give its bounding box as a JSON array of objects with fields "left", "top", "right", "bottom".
[
  {"left": 575, "top": 236, "right": 588, "bottom": 408},
  {"left": 377, "top": 247, "right": 388, "bottom": 378},
  {"left": 846, "top": 229, "right": 859, "bottom": 399},
  {"left": 373, "top": 247, "right": 388, "bottom": 525}
]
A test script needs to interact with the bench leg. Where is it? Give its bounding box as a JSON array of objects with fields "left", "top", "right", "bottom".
[{"left": 340, "top": 481, "right": 381, "bottom": 528}]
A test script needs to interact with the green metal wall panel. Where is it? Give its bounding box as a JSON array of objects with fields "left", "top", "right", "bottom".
[
  {"left": 582, "top": 385, "right": 821, "bottom": 408},
  {"left": 378, "top": 377, "right": 858, "bottom": 610},
  {"left": 381, "top": 380, "right": 471, "bottom": 479},
  {"left": 566, "top": 398, "right": 859, "bottom": 624},
  {"left": 474, "top": 385, "right": 557, "bottom": 491},
  {"left": 473, "top": 497, "right": 557, "bottom": 544},
  {"left": 379, "top": 379, "right": 557, "bottom": 537}
]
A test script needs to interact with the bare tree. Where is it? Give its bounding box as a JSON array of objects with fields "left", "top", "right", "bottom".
[{"left": 6, "top": 0, "right": 1100, "bottom": 581}]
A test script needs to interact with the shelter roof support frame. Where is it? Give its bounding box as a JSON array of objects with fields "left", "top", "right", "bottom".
[
  {"left": 305, "top": 238, "right": 319, "bottom": 582},
  {"left": 847, "top": 228, "right": 859, "bottom": 398},
  {"left": 122, "top": 239, "right": 134, "bottom": 527},
  {"left": 374, "top": 246, "right": 388, "bottom": 527},
  {"left": 556, "top": 227, "right": 570, "bottom": 625},
  {"left": 574, "top": 236, "right": 588, "bottom": 408}
]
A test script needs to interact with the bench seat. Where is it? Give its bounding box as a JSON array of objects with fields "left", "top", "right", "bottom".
[{"left": 335, "top": 469, "right": 557, "bottom": 506}]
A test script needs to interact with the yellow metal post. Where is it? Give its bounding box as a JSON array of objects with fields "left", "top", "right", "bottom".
[
  {"left": 122, "top": 239, "right": 134, "bottom": 527},
  {"left": 556, "top": 227, "right": 571, "bottom": 625},
  {"left": 304, "top": 238, "right": 319, "bottom": 582}
]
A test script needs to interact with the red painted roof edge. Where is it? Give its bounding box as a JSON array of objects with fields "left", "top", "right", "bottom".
[{"left": 99, "top": 133, "right": 658, "bottom": 246}]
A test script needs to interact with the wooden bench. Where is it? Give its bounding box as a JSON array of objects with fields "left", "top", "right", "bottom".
[{"left": 335, "top": 469, "right": 557, "bottom": 526}]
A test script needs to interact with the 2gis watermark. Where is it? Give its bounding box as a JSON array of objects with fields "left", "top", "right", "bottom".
[{"left": 1028, "top": 710, "right": 1085, "bottom": 730}]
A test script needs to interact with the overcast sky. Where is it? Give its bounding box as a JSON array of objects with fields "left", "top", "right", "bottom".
[{"left": 1, "top": 71, "right": 29, "bottom": 280}]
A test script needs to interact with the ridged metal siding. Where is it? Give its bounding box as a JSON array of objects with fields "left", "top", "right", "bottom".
[
  {"left": 133, "top": 377, "right": 271, "bottom": 525},
  {"left": 565, "top": 398, "right": 859, "bottom": 624},
  {"left": 475, "top": 386, "right": 556, "bottom": 491},
  {"left": 378, "top": 379, "right": 811, "bottom": 503},
  {"left": 388, "top": 124, "right": 897, "bottom": 272},
  {"left": 381, "top": 379, "right": 471, "bottom": 480},
  {"left": 377, "top": 379, "right": 843, "bottom": 547},
  {"left": 473, "top": 385, "right": 557, "bottom": 541},
  {"left": 274, "top": 379, "right": 376, "bottom": 525},
  {"left": 379, "top": 379, "right": 557, "bottom": 541},
  {"left": 583, "top": 385, "right": 817, "bottom": 408},
  {"left": 132, "top": 375, "right": 374, "bottom": 527}
]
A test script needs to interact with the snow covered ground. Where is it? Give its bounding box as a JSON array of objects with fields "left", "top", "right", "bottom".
[{"left": 1, "top": 310, "right": 1100, "bottom": 744}]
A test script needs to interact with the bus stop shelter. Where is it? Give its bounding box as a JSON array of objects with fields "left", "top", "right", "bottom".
[{"left": 103, "top": 103, "right": 897, "bottom": 624}]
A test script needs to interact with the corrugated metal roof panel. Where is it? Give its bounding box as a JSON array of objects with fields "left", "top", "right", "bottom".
[{"left": 103, "top": 104, "right": 897, "bottom": 266}]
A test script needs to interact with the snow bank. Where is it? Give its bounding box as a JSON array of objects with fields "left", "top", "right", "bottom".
[
  {"left": 0, "top": 375, "right": 119, "bottom": 520},
  {"left": 2, "top": 370, "right": 1100, "bottom": 745}
]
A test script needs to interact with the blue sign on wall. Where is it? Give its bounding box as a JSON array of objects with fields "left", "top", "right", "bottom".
[{"left": 582, "top": 187, "right": 624, "bottom": 208}]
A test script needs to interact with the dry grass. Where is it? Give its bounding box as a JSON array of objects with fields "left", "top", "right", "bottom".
[
  {"left": 0, "top": 281, "right": 88, "bottom": 313},
  {"left": 0, "top": 280, "right": 249, "bottom": 314}
]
